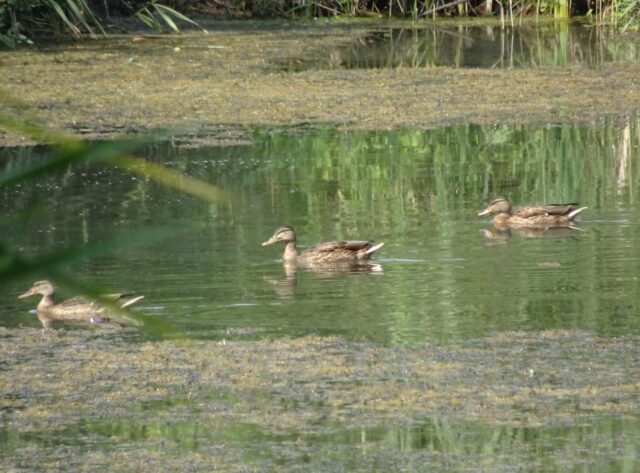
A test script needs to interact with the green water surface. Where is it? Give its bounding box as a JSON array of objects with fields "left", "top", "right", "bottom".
[
  {"left": 1, "top": 119, "right": 639, "bottom": 472},
  {"left": 3, "top": 120, "right": 640, "bottom": 343}
]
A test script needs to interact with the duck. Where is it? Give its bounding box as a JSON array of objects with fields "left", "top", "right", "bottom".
[
  {"left": 478, "top": 197, "right": 587, "bottom": 227},
  {"left": 261, "top": 225, "right": 384, "bottom": 264},
  {"left": 18, "top": 280, "right": 144, "bottom": 329}
]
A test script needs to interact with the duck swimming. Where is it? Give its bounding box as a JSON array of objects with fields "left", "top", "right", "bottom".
[
  {"left": 478, "top": 197, "right": 587, "bottom": 227},
  {"left": 261, "top": 225, "right": 384, "bottom": 264},
  {"left": 18, "top": 280, "right": 144, "bottom": 329}
]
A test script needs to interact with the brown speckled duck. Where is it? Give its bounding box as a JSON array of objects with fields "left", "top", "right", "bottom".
[
  {"left": 19, "top": 280, "right": 144, "bottom": 329},
  {"left": 261, "top": 225, "right": 384, "bottom": 264},
  {"left": 478, "top": 197, "right": 587, "bottom": 227}
]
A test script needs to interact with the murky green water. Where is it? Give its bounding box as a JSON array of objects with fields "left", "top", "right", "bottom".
[
  {"left": 2, "top": 119, "right": 640, "bottom": 471},
  {"left": 3, "top": 119, "right": 640, "bottom": 343},
  {"left": 279, "top": 21, "right": 640, "bottom": 70}
]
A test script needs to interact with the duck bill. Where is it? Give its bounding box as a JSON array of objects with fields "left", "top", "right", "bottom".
[
  {"left": 18, "top": 289, "right": 35, "bottom": 299},
  {"left": 261, "top": 237, "right": 277, "bottom": 247},
  {"left": 477, "top": 208, "right": 491, "bottom": 216}
]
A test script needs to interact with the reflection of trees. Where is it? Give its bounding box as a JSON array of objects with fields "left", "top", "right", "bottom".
[{"left": 7, "top": 407, "right": 638, "bottom": 469}]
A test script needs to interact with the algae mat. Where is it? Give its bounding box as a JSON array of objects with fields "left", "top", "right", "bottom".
[
  {"left": 1, "top": 328, "right": 638, "bottom": 471},
  {"left": 1, "top": 23, "right": 640, "bottom": 145}
]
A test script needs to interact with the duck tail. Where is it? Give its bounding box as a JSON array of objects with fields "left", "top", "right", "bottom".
[
  {"left": 120, "top": 295, "right": 144, "bottom": 309},
  {"left": 366, "top": 242, "right": 385, "bottom": 256},
  {"left": 568, "top": 206, "right": 588, "bottom": 219}
]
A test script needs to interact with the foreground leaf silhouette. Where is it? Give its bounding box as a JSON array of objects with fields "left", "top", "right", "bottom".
[{"left": 1, "top": 108, "right": 228, "bottom": 335}]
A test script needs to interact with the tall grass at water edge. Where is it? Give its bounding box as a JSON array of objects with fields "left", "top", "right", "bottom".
[{"left": 0, "top": 0, "right": 638, "bottom": 48}]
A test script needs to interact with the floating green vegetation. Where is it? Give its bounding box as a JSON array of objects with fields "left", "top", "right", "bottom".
[
  {"left": 0, "top": 329, "right": 638, "bottom": 471},
  {"left": 1, "top": 25, "right": 639, "bottom": 146}
]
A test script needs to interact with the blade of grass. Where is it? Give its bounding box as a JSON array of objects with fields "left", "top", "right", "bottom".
[
  {"left": 75, "top": 0, "right": 106, "bottom": 35},
  {"left": 44, "top": 0, "right": 81, "bottom": 38},
  {"left": 50, "top": 271, "right": 180, "bottom": 336},
  {"left": 106, "top": 155, "right": 231, "bottom": 203},
  {"left": 0, "top": 133, "right": 151, "bottom": 187},
  {"left": 63, "top": 0, "right": 96, "bottom": 37},
  {"left": 0, "top": 113, "right": 228, "bottom": 204},
  {"left": 0, "top": 112, "right": 79, "bottom": 146},
  {"left": 136, "top": 8, "right": 162, "bottom": 31},
  {"left": 153, "top": 3, "right": 209, "bottom": 33},
  {"left": 153, "top": 4, "right": 181, "bottom": 32},
  {"left": 1, "top": 225, "right": 185, "bottom": 281}
]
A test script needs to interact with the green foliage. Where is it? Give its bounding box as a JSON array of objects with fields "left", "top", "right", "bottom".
[
  {"left": 206, "top": 0, "right": 638, "bottom": 21},
  {"left": 0, "top": 0, "right": 205, "bottom": 47},
  {"left": 0, "top": 0, "right": 103, "bottom": 46},
  {"left": 133, "top": 1, "right": 208, "bottom": 33},
  {"left": 614, "top": 0, "right": 640, "bottom": 29},
  {"left": 1, "top": 0, "right": 638, "bottom": 43}
]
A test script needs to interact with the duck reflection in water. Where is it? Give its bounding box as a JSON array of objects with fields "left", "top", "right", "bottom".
[
  {"left": 481, "top": 224, "right": 584, "bottom": 243},
  {"left": 264, "top": 260, "right": 384, "bottom": 299}
]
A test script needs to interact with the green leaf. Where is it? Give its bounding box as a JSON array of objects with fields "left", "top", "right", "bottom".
[
  {"left": 5, "top": 226, "right": 188, "bottom": 335},
  {"left": 106, "top": 155, "right": 231, "bottom": 203},
  {"left": 136, "top": 9, "right": 162, "bottom": 31},
  {"left": 44, "top": 0, "right": 81, "bottom": 38},
  {"left": 153, "top": 4, "right": 180, "bottom": 33},
  {"left": 153, "top": 3, "right": 208, "bottom": 32}
]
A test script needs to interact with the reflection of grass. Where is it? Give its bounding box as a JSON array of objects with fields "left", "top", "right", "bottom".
[
  {"left": 0, "top": 107, "right": 228, "bottom": 333},
  {"left": 249, "top": 120, "right": 638, "bottom": 219}
]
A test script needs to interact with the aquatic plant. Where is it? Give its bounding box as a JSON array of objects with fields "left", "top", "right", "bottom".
[
  {"left": 0, "top": 0, "right": 204, "bottom": 47},
  {"left": 609, "top": 0, "right": 640, "bottom": 29},
  {"left": 1, "top": 0, "right": 638, "bottom": 46},
  {"left": 0, "top": 0, "right": 640, "bottom": 47},
  {"left": 218, "top": 0, "right": 638, "bottom": 29}
]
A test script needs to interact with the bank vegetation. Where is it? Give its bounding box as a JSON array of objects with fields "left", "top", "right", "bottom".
[{"left": 1, "top": 0, "right": 638, "bottom": 47}]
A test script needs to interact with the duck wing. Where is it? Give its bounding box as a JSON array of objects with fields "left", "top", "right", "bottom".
[
  {"left": 515, "top": 203, "right": 580, "bottom": 217},
  {"left": 49, "top": 294, "right": 143, "bottom": 324},
  {"left": 301, "top": 240, "right": 384, "bottom": 262},
  {"left": 48, "top": 296, "right": 102, "bottom": 320}
]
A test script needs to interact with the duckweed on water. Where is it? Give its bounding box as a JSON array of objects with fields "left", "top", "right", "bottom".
[
  {"left": 1, "top": 328, "right": 638, "bottom": 471},
  {"left": 1, "top": 23, "right": 640, "bottom": 146}
]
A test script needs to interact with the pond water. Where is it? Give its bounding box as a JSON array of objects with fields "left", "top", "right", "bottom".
[
  {"left": 3, "top": 119, "right": 640, "bottom": 344},
  {"left": 278, "top": 21, "right": 640, "bottom": 70},
  {"left": 1, "top": 118, "right": 640, "bottom": 471}
]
